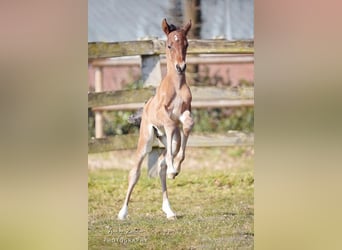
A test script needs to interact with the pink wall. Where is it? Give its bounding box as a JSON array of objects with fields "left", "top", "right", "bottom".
[{"left": 88, "top": 63, "right": 254, "bottom": 92}]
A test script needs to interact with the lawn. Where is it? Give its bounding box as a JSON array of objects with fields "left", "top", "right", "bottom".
[{"left": 88, "top": 147, "right": 254, "bottom": 249}]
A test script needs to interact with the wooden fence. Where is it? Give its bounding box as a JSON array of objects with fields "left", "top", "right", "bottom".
[{"left": 88, "top": 39, "right": 254, "bottom": 153}]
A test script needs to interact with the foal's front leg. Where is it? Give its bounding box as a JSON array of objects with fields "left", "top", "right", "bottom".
[
  {"left": 164, "top": 124, "right": 178, "bottom": 179},
  {"left": 174, "top": 110, "right": 194, "bottom": 173},
  {"left": 157, "top": 106, "right": 179, "bottom": 179}
]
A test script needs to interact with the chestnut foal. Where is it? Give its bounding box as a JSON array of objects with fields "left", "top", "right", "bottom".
[{"left": 118, "top": 18, "right": 194, "bottom": 220}]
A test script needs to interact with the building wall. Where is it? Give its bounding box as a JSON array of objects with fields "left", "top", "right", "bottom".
[
  {"left": 88, "top": 0, "right": 254, "bottom": 42},
  {"left": 88, "top": 63, "right": 254, "bottom": 92}
]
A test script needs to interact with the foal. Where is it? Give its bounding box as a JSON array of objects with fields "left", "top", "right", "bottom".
[{"left": 118, "top": 18, "right": 194, "bottom": 220}]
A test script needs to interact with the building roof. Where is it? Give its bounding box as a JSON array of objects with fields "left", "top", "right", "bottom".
[{"left": 88, "top": 0, "right": 254, "bottom": 42}]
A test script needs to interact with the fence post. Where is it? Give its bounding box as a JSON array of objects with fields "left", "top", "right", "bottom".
[
  {"left": 94, "top": 66, "right": 104, "bottom": 138},
  {"left": 141, "top": 55, "right": 162, "bottom": 87},
  {"left": 140, "top": 37, "right": 162, "bottom": 87}
]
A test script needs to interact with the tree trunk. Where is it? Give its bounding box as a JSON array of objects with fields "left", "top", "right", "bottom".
[{"left": 183, "top": 0, "right": 201, "bottom": 85}]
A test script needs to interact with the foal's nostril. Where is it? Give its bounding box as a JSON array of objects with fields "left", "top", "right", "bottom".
[
  {"left": 176, "top": 63, "right": 186, "bottom": 73},
  {"left": 176, "top": 64, "right": 181, "bottom": 73}
]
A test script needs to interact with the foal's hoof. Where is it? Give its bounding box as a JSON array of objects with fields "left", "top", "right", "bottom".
[
  {"left": 167, "top": 172, "right": 178, "bottom": 179},
  {"left": 167, "top": 214, "right": 177, "bottom": 220},
  {"left": 117, "top": 213, "right": 127, "bottom": 220},
  {"left": 117, "top": 214, "right": 127, "bottom": 220},
  {"left": 118, "top": 206, "right": 128, "bottom": 220}
]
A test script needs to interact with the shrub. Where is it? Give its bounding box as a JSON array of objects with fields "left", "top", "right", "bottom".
[{"left": 88, "top": 77, "right": 254, "bottom": 138}]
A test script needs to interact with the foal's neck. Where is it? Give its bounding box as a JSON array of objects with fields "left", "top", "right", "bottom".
[{"left": 166, "top": 68, "right": 186, "bottom": 90}]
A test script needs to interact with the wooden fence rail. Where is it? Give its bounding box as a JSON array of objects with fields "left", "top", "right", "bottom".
[
  {"left": 88, "top": 39, "right": 254, "bottom": 59},
  {"left": 90, "top": 55, "right": 254, "bottom": 67},
  {"left": 88, "top": 39, "right": 254, "bottom": 149},
  {"left": 88, "top": 132, "right": 254, "bottom": 154},
  {"left": 88, "top": 86, "right": 254, "bottom": 109}
]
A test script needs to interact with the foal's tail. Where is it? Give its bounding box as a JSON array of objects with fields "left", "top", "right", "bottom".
[{"left": 128, "top": 108, "right": 143, "bottom": 126}]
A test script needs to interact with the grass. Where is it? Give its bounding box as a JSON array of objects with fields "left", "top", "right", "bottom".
[{"left": 88, "top": 147, "right": 254, "bottom": 249}]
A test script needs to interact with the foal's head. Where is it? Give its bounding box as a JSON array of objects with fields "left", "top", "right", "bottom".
[{"left": 162, "top": 18, "right": 191, "bottom": 75}]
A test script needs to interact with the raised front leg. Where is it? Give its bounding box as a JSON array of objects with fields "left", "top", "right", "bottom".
[
  {"left": 164, "top": 124, "right": 178, "bottom": 179},
  {"left": 174, "top": 110, "right": 194, "bottom": 173},
  {"left": 156, "top": 105, "right": 180, "bottom": 179}
]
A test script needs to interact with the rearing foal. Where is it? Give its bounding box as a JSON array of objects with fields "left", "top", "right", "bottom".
[{"left": 118, "top": 18, "right": 194, "bottom": 220}]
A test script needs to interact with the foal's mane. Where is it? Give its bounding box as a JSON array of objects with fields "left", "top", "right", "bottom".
[{"left": 168, "top": 24, "right": 177, "bottom": 32}]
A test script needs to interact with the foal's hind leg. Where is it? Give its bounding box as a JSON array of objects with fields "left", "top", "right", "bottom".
[
  {"left": 158, "top": 152, "right": 177, "bottom": 219},
  {"left": 118, "top": 122, "right": 154, "bottom": 220}
]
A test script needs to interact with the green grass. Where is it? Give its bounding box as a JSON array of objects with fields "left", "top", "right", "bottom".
[{"left": 88, "top": 150, "right": 254, "bottom": 249}]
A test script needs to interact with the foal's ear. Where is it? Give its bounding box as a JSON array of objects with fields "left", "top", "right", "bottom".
[
  {"left": 183, "top": 20, "right": 192, "bottom": 35},
  {"left": 162, "top": 18, "right": 171, "bottom": 35}
]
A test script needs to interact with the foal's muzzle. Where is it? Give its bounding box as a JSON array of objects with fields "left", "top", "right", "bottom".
[{"left": 176, "top": 63, "right": 186, "bottom": 74}]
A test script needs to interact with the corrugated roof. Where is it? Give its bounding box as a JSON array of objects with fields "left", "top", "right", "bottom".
[{"left": 88, "top": 0, "right": 254, "bottom": 42}]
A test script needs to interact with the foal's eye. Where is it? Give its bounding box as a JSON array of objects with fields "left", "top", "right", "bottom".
[{"left": 167, "top": 45, "right": 172, "bottom": 49}]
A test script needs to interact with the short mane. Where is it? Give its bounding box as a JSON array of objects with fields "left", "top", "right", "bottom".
[{"left": 168, "top": 24, "right": 177, "bottom": 32}]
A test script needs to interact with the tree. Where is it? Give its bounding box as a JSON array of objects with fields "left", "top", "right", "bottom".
[{"left": 183, "top": 0, "right": 201, "bottom": 85}]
